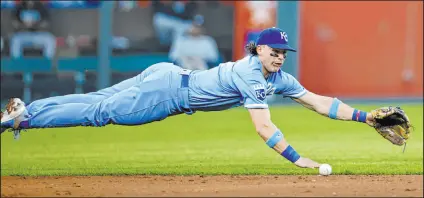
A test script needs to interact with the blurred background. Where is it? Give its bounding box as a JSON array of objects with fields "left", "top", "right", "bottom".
[{"left": 0, "top": 1, "right": 422, "bottom": 106}]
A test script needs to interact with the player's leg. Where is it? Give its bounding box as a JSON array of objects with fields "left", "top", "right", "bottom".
[
  {"left": 86, "top": 62, "right": 165, "bottom": 97},
  {"left": 23, "top": 79, "right": 184, "bottom": 128},
  {"left": 4, "top": 64, "right": 188, "bottom": 130},
  {"left": 26, "top": 75, "right": 140, "bottom": 113},
  {"left": 26, "top": 63, "right": 169, "bottom": 113}
]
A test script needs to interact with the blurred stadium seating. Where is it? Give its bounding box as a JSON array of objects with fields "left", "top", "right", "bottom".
[
  {"left": 1, "top": 1, "right": 422, "bottom": 105},
  {"left": 1, "top": 0, "right": 235, "bottom": 103}
]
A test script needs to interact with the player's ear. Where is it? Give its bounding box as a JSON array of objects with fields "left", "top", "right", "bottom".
[{"left": 256, "top": 45, "right": 263, "bottom": 54}]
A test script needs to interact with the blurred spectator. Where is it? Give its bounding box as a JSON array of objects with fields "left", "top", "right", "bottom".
[
  {"left": 152, "top": 0, "right": 198, "bottom": 46},
  {"left": 117, "top": 1, "right": 136, "bottom": 12},
  {"left": 111, "top": 36, "right": 130, "bottom": 50},
  {"left": 10, "top": 0, "right": 56, "bottom": 59},
  {"left": 169, "top": 16, "right": 219, "bottom": 70}
]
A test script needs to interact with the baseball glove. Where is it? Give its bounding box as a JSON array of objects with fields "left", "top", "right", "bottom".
[{"left": 370, "top": 106, "right": 412, "bottom": 146}]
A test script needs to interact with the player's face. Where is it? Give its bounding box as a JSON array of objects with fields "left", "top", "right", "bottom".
[{"left": 257, "top": 45, "right": 287, "bottom": 74}]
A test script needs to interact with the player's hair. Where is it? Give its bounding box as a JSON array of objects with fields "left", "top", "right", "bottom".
[{"left": 245, "top": 41, "right": 258, "bottom": 55}]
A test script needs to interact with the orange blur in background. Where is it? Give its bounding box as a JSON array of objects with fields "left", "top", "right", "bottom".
[{"left": 299, "top": 1, "right": 423, "bottom": 98}]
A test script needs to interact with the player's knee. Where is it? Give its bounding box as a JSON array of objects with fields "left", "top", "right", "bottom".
[{"left": 90, "top": 103, "right": 111, "bottom": 127}]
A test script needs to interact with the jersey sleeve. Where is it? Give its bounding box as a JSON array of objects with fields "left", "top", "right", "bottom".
[
  {"left": 233, "top": 72, "right": 269, "bottom": 109},
  {"left": 275, "top": 72, "right": 308, "bottom": 98}
]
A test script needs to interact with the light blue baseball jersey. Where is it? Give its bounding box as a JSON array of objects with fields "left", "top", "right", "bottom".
[
  {"left": 13, "top": 57, "right": 306, "bottom": 130},
  {"left": 188, "top": 55, "right": 307, "bottom": 111}
]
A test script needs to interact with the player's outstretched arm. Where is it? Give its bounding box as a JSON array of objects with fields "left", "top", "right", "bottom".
[
  {"left": 292, "top": 91, "right": 374, "bottom": 126},
  {"left": 292, "top": 91, "right": 412, "bottom": 146},
  {"left": 248, "top": 108, "right": 320, "bottom": 169}
]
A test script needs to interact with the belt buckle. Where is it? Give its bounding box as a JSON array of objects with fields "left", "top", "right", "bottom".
[{"left": 179, "top": 69, "right": 192, "bottom": 76}]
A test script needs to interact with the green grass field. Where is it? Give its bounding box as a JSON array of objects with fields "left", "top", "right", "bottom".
[{"left": 1, "top": 104, "right": 423, "bottom": 176}]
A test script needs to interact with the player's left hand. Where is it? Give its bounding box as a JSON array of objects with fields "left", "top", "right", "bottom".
[{"left": 366, "top": 106, "right": 412, "bottom": 146}]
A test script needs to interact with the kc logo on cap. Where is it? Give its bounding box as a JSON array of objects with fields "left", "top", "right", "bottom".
[
  {"left": 255, "top": 27, "right": 297, "bottom": 52},
  {"left": 280, "top": 32, "right": 288, "bottom": 42}
]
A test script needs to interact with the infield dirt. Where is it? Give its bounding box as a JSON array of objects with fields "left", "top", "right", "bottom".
[{"left": 1, "top": 175, "right": 422, "bottom": 197}]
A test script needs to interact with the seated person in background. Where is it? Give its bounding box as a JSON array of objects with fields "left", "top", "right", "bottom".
[
  {"left": 169, "top": 15, "right": 219, "bottom": 70},
  {"left": 10, "top": 0, "right": 56, "bottom": 59},
  {"left": 152, "top": 0, "right": 198, "bottom": 46}
]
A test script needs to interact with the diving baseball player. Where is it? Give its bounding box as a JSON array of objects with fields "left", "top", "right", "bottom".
[{"left": 0, "top": 27, "right": 411, "bottom": 169}]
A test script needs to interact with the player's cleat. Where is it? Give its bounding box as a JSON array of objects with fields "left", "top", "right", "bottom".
[
  {"left": 1, "top": 98, "right": 29, "bottom": 139},
  {"left": 2, "top": 98, "right": 27, "bottom": 123},
  {"left": 0, "top": 111, "right": 8, "bottom": 134},
  {"left": 0, "top": 111, "right": 15, "bottom": 134}
]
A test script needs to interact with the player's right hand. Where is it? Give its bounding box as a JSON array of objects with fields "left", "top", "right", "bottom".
[{"left": 293, "top": 157, "right": 320, "bottom": 168}]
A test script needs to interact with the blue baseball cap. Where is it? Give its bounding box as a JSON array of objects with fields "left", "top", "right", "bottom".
[{"left": 255, "top": 27, "right": 296, "bottom": 52}]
